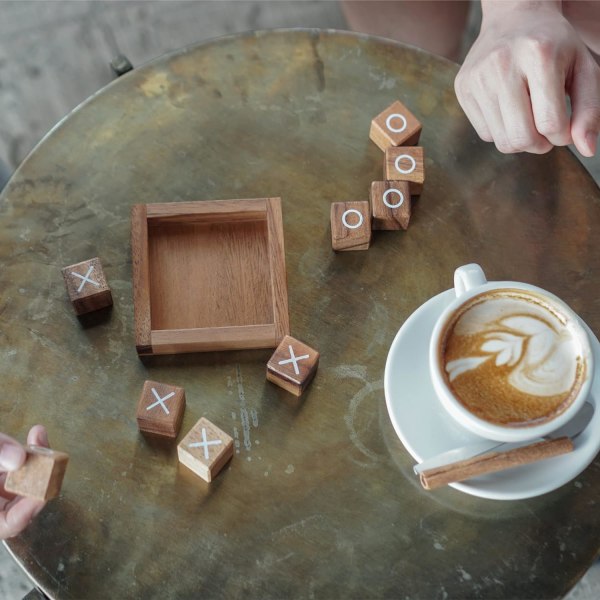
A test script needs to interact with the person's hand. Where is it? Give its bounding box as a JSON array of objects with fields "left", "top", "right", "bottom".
[
  {"left": 454, "top": 1, "right": 600, "bottom": 156},
  {"left": 0, "top": 426, "right": 49, "bottom": 539}
]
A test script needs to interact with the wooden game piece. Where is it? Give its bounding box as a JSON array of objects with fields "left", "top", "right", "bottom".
[
  {"left": 4, "top": 446, "right": 69, "bottom": 501},
  {"left": 266, "top": 335, "right": 320, "bottom": 397},
  {"left": 177, "top": 418, "right": 233, "bottom": 482},
  {"left": 330, "top": 201, "right": 372, "bottom": 251},
  {"left": 62, "top": 257, "right": 113, "bottom": 316},
  {"left": 370, "top": 181, "right": 412, "bottom": 230},
  {"left": 131, "top": 198, "right": 289, "bottom": 356},
  {"left": 136, "top": 380, "right": 186, "bottom": 438},
  {"left": 384, "top": 146, "right": 425, "bottom": 195},
  {"left": 370, "top": 100, "right": 422, "bottom": 151}
]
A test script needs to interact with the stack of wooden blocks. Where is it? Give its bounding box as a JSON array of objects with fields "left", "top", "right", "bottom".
[{"left": 331, "top": 100, "right": 424, "bottom": 251}]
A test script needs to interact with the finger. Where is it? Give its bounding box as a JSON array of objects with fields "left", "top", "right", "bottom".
[
  {"left": 27, "top": 425, "right": 49, "bottom": 449},
  {"left": 476, "top": 94, "right": 518, "bottom": 154},
  {"left": 0, "top": 473, "right": 17, "bottom": 502},
  {"left": 498, "top": 78, "right": 554, "bottom": 154},
  {"left": 458, "top": 93, "right": 494, "bottom": 142},
  {"left": 527, "top": 64, "right": 572, "bottom": 147},
  {"left": 570, "top": 53, "right": 600, "bottom": 157},
  {"left": 455, "top": 74, "right": 494, "bottom": 141},
  {"left": 0, "top": 434, "right": 25, "bottom": 472},
  {"left": 0, "top": 497, "right": 46, "bottom": 540}
]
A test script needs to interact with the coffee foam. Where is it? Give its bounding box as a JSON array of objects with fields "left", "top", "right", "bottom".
[{"left": 440, "top": 289, "right": 586, "bottom": 426}]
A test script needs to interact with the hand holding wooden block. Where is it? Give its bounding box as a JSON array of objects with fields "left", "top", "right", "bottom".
[
  {"left": 267, "top": 335, "right": 319, "bottom": 396},
  {"left": 330, "top": 201, "right": 372, "bottom": 251},
  {"left": 370, "top": 100, "right": 422, "bottom": 151},
  {"left": 136, "top": 380, "right": 186, "bottom": 438},
  {"left": 4, "top": 446, "right": 69, "bottom": 501},
  {"left": 62, "top": 257, "right": 113, "bottom": 315},
  {"left": 384, "top": 146, "right": 425, "bottom": 195},
  {"left": 370, "top": 181, "right": 412, "bottom": 230},
  {"left": 177, "top": 418, "right": 233, "bottom": 482}
]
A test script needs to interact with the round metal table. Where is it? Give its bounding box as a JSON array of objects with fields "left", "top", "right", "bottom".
[{"left": 2, "top": 29, "right": 599, "bottom": 599}]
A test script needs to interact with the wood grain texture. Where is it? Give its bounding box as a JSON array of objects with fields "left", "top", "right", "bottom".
[
  {"left": 4, "top": 446, "right": 69, "bottom": 501},
  {"left": 136, "top": 380, "right": 186, "bottom": 438},
  {"left": 146, "top": 199, "right": 267, "bottom": 223},
  {"left": 369, "top": 100, "right": 422, "bottom": 151},
  {"left": 177, "top": 417, "right": 233, "bottom": 483},
  {"left": 330, "top": 201, "right": 372, "bottom": 251},
  {"left": 132, "top": 199, "right": 289, "bottom": 355},
  {"left": 131, "top": 204, "right": 152, "bottom": 354},
  {"left": 420, "top": 437, "right": 574, "bottom": 490},
  {"left": 370, "top": 180, "right": 412, "bottom": 230},
  {"left": 61, "top": 257, "right": 112, "bottom": 316},
  {"left": 150, "top": 324, "right": 278, "bottom": 354},
  {"left": 266, "top": 335, "right": 319, "bottom": 396},
  {"left": 266, "top": 197, "right": 290, "bottom": 343},
  {"left": 384, "top": 146, "right": 425, "bottom": 195},
  {"left": 148, "top": 219, "right": 273, "bottom": 328}
]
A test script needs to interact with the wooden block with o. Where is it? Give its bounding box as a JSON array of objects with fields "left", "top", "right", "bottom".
[
  {"left": 330, "top": 201, "right": 372, "bottom": 251},
  {"left": 266, "top": 335, "right": 320, "bottom": 396},
  {"left": 384, "top": 146, "right": 425, "bottom": 195},
  {"left": 370, "top": 100, "right": 422, "bottom": 151},
  {"left": 370, "top": 180, "right": 412, "bottom": 230}
]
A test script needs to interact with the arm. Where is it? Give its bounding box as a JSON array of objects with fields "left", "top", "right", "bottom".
[
  {"left": 0, "top": 426, "right": 49, "bottom": 539},
  {"left": 455, "top": 0, "right": 600, "bottom": 156}
]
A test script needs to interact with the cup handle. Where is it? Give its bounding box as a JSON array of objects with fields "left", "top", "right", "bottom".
[{"left": 454, "top": 264, "right": 487, "bottom": 298}]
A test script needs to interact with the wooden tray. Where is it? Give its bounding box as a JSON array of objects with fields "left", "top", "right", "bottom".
[{"left": 131, "top": 198, "right": 289, "bottom": 355}]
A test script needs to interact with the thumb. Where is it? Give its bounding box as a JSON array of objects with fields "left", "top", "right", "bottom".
[
  {"left": 569, "top": 53, "right": 600, "bottom": 157},
  {"left": 0, "top": 434, "right": 26, "bottom": 471}
]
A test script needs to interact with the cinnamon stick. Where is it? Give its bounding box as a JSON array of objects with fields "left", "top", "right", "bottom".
[{"left": 420, "top": 437, "right": 574, "bottom": 491}]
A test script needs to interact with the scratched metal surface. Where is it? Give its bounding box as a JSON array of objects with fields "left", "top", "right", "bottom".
[{"left": 1, "top": 29, "right": 600, "bottom": 600}]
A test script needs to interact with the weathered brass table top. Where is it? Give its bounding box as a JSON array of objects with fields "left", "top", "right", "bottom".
[{"left": 2, "top": 29, "right": 600, "bottom": 599}]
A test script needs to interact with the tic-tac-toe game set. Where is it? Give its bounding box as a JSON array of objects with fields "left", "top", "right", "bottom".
[{"left": 8, "top": 99, "right": 420, "bottom": 497}]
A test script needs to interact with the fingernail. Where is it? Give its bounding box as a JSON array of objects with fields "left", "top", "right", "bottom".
[
  {"left": 0, "top": 444, "right": 23, "bottom": 471},
  {"left": 39, "top": 429, "right": 49, "bottom": 447},
  {"left": 585, "top": 130, "right": 598, "bottom": 156},
  {"left": 34, "top": 426, "right": 49, "bottom": 448}
]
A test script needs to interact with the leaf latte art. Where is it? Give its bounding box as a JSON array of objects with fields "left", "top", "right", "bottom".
[{"left": 440, "top": 290, "right": 587, "bottom": 426}]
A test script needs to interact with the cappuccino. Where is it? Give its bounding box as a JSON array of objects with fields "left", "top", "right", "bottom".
[{"left": 440, "top": 289, "right": 587, "bottom": 427}]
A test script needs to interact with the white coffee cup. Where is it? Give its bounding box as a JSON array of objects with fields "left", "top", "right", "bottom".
[{"left": 429, "top": 264, "right": 594, "bottom": 442}]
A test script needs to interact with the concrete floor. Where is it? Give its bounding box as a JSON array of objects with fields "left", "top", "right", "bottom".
[{"left": 0, "top": 1, "right": 598, "bottom": 598}]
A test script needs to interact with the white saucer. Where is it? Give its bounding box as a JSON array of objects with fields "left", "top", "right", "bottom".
[{"left": 384, "top": 289, "right": 600, "bottom": 500}]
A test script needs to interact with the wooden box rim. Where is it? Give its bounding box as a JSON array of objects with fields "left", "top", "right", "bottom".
[{"left": 131, "top": 198, "right": 289, "bottom": 355}]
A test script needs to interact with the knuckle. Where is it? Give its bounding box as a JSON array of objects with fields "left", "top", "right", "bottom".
[
  {"left": 488, "top": 45, "right": 513, "bottom": 74},
  {"left": 531, "top": 142, "right": 553, "bottom": 155},
  {"left": 508, "top": 133, "right": 537, "bottom": 151},
  {"left": 579, "top": 105, "right": 600, "bottom": 129},
  {"left": 495, "top": 139, "right": 515, "bottom": 154},
  {"left": 454, "top": 73, "right": 468, "bottom": 98},
  {"left": 535, "top": 115, "right": 566, "bottom": 137},
  {"left": 471, "top": 69, "right": 494, "bottom": 96},
  {"left": 526, "top": 36, "right": 555, "bottom": 63},
  {"left": 454, "top": 75, "right": 466, "bottom": 99},
  {"left": 478, "top": 131, "right": 494, "bottom": 143}
]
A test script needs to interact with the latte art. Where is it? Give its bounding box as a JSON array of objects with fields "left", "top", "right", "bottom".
[{"left": 440, "top": 289, "right": 586, "bottom": 426}]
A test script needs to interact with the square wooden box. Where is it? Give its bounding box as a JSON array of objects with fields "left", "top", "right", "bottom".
[{"left": 131, "top": 198, "right": 290, "bottom": 355}]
